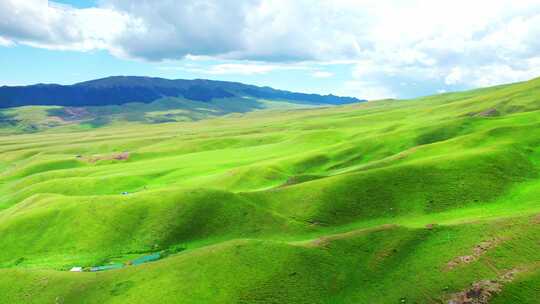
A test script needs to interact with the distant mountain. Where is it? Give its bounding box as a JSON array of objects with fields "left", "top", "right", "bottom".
[{"left": 0, "top": 76, "right": 363, "bottom": 108}]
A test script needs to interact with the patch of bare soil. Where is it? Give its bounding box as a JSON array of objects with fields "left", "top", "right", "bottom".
[
  {"left": 426, "top": 223, "right": 437, "bottom": 230},
  {"left": 80, "top": 152, "right": 130, "bottom": 163},
  {"left": 475, "top": 108, "right": 500, "bottom": 117},
  {"left": 532, "top": 213, "right": 540, "bottom": 224},
  {"left": 446, "top": 238, "right": 502, "bottom": 271},
  {"left": 113, "top": 152, "right": 130, "bottom": 160},
  {"left": 311, "top": 237, "right": 331, "bottom": 248},
  {"left": 306, "top": 219, "right": 324, "bottom": 227},
  {"left": 63, "top": 107, "right": 91, "bottom": 121},
  {"left": 447, "top": 269, "right": 521, "bottom": 304}
]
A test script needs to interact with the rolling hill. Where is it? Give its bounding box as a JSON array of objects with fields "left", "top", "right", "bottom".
[{"left": 0, "top": 77, "right": 540, "bottom": 303}]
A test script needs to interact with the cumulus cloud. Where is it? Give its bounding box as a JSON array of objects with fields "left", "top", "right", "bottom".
[
  {"left": 0, "top": 0, "right": 132, "bottom": 51},
  {"left": 445, "top": 61, "right": 540, "bottom": 88},
  {"left": 1, "top": 0, "right": 540, "bottom": 97},
  {"left": 103, "top": 0, "right": 256, "bottom": 60}
]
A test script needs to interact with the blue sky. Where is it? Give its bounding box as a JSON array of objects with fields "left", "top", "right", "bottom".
[
  {"left": 55, "top": 0, "right": 96, "bottom": 8},
  {"left": 1, "top": 0, "right": 540, "bottom": 99},
  {"left": 0, "top": 45, "right": 357, "bottom": 97}
]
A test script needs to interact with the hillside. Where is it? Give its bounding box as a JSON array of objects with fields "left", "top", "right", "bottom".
[
  {"left": 0, "top": 76, "right": 362, "bottom": 133},
  {"left": 0, "top": 77, "right": 540, "bottom": 303}
]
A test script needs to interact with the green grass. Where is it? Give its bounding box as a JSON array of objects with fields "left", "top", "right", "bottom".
[{"left": 1, "top": 77, "right": 540, "bottom": 303}]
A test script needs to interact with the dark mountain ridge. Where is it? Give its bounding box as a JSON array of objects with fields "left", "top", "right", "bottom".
[{"left": 0, "top": 76, "right": 363, "bottom": 108}]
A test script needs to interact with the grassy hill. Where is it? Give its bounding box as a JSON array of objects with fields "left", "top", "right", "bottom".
[
  {"left": 0, "top": 96, "right": 323, "bottom": 134},
  {"left": 1, "top": 77, "right": 540, "bottom": 303}
]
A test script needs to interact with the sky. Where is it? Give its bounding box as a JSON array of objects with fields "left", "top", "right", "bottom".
[{"left": 1, "top": 1, "right": 540, "bottom": 99}]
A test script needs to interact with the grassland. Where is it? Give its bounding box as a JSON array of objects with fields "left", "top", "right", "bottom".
[
  {"left": 0, "top": 96, "right": 321, "bottom": 134},
  {"left": 1, "top": 77, "right": 540, "bottom": 303}
]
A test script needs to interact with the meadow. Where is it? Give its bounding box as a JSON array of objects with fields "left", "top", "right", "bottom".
[{"left": 1, "top": 77, "right": 540, "bottom": 303}]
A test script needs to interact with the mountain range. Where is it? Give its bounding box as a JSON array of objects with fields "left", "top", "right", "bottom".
[{"left": 0, "top": 76, "right": 362, "bottom": 108}]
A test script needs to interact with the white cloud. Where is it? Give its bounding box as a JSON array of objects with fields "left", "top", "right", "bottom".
[
  {"left": 0, "top": 36, "right": 13, "bottom": 46},
  {"left": 444, "top": 61, "right": 540, "bottom": 87},
  {"left": 312, "top": 71, "right": 334, "bottom": 78},
  {"left": 104, "top": 0, "right": 255, "bottom": 60},
  {"left": 0, "top": 0, "right": 132, "bottom": 51},
  {"left": 445, "top": 67, "right": 465, "bottom": 85},
  {"left": 1, "top": 0, "right": 540, "bottom": 97}
]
